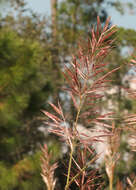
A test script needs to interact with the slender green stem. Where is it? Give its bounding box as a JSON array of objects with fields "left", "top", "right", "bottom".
[
  {"left": 65, "top": 96, "right": 83, "bottom": 190},
  {"left": 74, "top": 96, "right": 83, "bottom": 132},
  {"left": 109, "top": 174, "right": 113, "bottom": 190},
  {"left": 65, "top": 147, "right": 74, "bottom": 190}
]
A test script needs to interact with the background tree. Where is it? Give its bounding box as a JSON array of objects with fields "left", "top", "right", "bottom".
[
  {"left": 51, "top": 0, "right": 58, "bottom": 40},
  {"left": 0, "top": 1, "right": 62, "bottom": 189}
]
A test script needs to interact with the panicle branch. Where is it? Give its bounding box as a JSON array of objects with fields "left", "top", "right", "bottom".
[
  {"left": 41, "top": 144, "right": 58, "bottom": 190},
  {"left": 68, "top": 146, "right": 104, "bottom": 190},
  {"left": 123, "top": 59, "right": 136, "bottom": 152},
  {"left": 105, "top": 123, "right": 120, "bottom": 190}
]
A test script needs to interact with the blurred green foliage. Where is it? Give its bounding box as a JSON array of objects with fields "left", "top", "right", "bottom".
[
  {"left": 0, "top": 26, "right": 56, "bottom": 161},
  {"left": 0, "top": 1, "right": 62, "bottom": 189}
]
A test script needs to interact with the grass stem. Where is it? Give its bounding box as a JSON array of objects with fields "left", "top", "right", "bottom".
[{"left": 65, "top": 147, "right": 74, "bottom": 190}]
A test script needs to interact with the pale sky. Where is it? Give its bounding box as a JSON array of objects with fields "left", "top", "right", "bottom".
[
  {"left": 27, "top": 0, "right": 51, "bottom": 16},
  {"left": 2, "top": 0, "right": 136, "bottom": 30},
  {"left": 26, "top": 0, "right": 136, "bottom": 30}
]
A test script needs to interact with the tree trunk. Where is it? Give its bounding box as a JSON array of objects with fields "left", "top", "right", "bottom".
[{"left": 51, "top": 0, "right": 58, "bottom": 40}]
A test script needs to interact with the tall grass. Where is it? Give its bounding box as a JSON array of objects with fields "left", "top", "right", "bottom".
[{"left": 40, "top": 17, "right": 136, "bottom": 190}]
